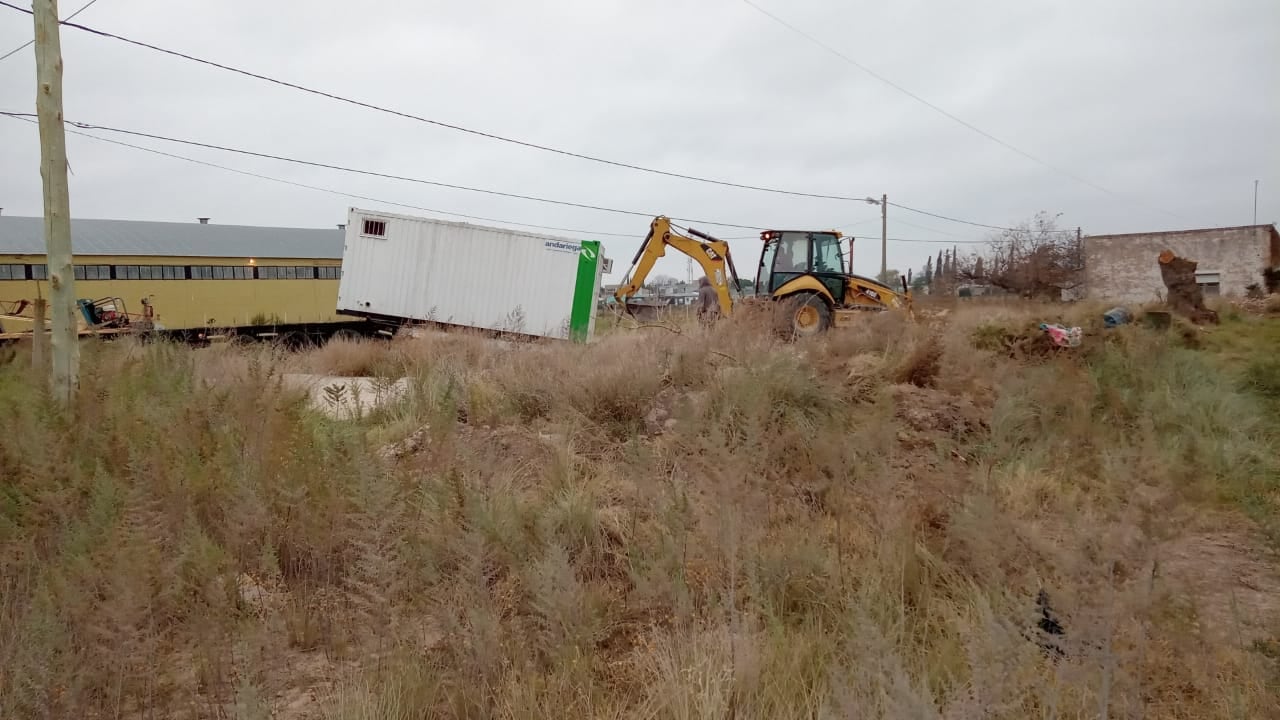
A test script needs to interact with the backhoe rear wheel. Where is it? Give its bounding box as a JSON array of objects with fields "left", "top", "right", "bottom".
[{"left": 776, "top": 293, "right": 831, "bottom": 340}]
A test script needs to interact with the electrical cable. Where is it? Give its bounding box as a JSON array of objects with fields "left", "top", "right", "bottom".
[
  {"left": 885, "top": 201, "right": 1032, "bottom": 232},
  {"left": 739, "top": 0, "right": 1187, "bottom": 221},
  {"left": 851, "top": 236, "right": 986, "bottom": 245},
  {"left": 1, "top": 112, "right": 1072, "bottom": 249},
  {"left": 0, "top": 111, "right": 771, "bottom": 231},
  {"left": 0, "top": 0, "right": 1041, "bottom": 232},
  {"left": 890, "top": 216, "right": 976, "bottom": 239},
  {"left": 0, "top": 0, "right": 101, "bottom": 62},
  {"left": 0, "top": 113, "right": 648, "bottom": 238}
]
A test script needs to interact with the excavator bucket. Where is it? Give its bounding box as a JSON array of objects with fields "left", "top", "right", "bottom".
[{"left": 622, "top": 299, "right": 665, "bottom": 322}]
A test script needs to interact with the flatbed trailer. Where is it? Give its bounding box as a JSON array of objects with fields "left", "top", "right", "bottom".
[
  {"left": 0, "top": 325, "right": 141, "bottom": 342},
  {"left": 175, "top": 319, "right": 387, "bottom": 347},
  {"left": 1, "top": 320, "right": 387, "bottom": 347}
]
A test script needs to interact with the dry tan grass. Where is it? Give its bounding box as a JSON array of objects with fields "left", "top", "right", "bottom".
[{"left": 1, "top": 305, "right": 1278, "bottom": 719}]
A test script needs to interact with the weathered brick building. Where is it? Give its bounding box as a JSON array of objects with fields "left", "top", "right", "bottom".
[{"left": 1084, "top": 224, "right": 1280, "bottom": 303}]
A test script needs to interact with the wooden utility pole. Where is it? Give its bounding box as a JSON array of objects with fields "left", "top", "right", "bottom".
[
  {"left": 879, "top": 193, "right": 888, "bottom": 281},
  {"left": 32, "top": 294, "right": 48, "bottom": 372},
  {"left": 33, "top": 0, "right": 79, "bottom": 403}
]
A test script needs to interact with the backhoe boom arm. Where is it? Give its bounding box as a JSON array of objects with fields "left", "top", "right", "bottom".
[{"left": 615, "top": 216, "right": 740, "bottom": 316}]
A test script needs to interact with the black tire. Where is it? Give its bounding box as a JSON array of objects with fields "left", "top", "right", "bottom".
[
  {"left": 279, "top": 331, "right": 314, "bottom": 351},
  {"left": 776, "top": 293, "right": 832, "bottom": 340}
]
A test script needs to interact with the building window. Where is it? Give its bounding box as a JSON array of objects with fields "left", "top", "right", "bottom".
[
  {"left": 0, "top": 264, "right": 26, "bottom": 280},
  {"left": 191, "top": 265, "right": 214, "bottom": 280},
  {"left": 31, "top": 264, "right": 47, "bottom": 280},
  {"left": 317, "top": 266, "right": 341, "bottom": 279},
  {"left": 361, "top": 218, "right": 387, "bottom": 238},
  {"left": 163, "top": 265, "right": 184, "bottom": 280},
  {"left": 1195, "top": 271, "right": 1221, "bottom": 296},
  {"left": 257, "top": 266, "right": 316, "bottom": 279},
  {"left": 73, "top": 265, "right": 111, "bottom": 280}
]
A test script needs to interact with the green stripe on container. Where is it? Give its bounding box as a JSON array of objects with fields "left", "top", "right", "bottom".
[{"left": 568, "top": 240, "right": 600, "bottom": 342}]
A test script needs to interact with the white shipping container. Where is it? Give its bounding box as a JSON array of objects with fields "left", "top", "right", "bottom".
[{"left": 336, "top": 208, "right": 607, "bottom": 342}]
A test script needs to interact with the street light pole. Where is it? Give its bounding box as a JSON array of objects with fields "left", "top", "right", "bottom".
[
  {"left": 863, "top": 195, "right": 888, "bottom": 281},
  {"left": 880, "top": 193, "right": 887, "bottom": 281}
]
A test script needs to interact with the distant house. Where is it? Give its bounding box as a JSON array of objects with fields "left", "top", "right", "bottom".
[{"left": 1084, "top": 224, "right": 1280, "bottom": 303}]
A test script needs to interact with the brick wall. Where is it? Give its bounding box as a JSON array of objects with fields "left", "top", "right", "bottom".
[{"left": 1084, "top": 225, "right": 1278, "bottom": 304}]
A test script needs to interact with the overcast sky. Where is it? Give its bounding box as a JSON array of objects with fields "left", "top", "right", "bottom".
[{"left": 1, "top": 0, "right": 1277, "bottom": 282}]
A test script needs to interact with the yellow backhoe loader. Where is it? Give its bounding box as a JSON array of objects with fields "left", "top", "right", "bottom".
[
  {"left": 615, "top": 216, "right": 911, "bottom": 337},
  {"left": 613, "top": 216, "right": 742, "bottom": 319}
]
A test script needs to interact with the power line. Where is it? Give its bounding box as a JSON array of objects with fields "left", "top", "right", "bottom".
[
  {"left": 0, "top": 111, "right": 776, "bottom": 233},
  {"left": 3, "top": 116, "right": 643, "bottom": 238},
  {"left": 739, "top": 0, "right": 1186, "bottom": 222},
  {"left": 0, "top": 0, "right": 1032, "bottom": 233},
  {"left": 891, "top": 215, "right": 974, "bottom": 239},
  {"left": 886, "top": 201, "right": 1019, "bottom": 231},
  {"left": 0, "top": 0, "right": 860, "bottom": 202},
  {"left": 6, "top": 111, "right": 988, "bottom": 248},
  {"left": 852, "top": 235, "right": 986, "bottom": 245},
  {"left": 0, "top": 0, "right": 101, "bottom": 62},
  {"left": 887, "top": 200, "right": 1075, "bottom": 234},
  {"left": 0, "top": 112, "right": 773, "bottom": 231},
  {"left": 719, "top": 214, "right": 881, "bottom": 240}
]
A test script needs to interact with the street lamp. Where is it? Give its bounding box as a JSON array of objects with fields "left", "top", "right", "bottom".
[{"left": 863, "top": 195, "right": 887, "bottom": 279}]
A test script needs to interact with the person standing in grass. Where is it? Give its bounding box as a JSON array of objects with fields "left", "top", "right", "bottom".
[{"left": 696, "top": 275, "right": 720, "bottom": 324}]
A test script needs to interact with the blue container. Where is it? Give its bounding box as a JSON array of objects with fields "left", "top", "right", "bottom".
[{"left": 1103, "top": 307, "right": 1132, "bottom": 327}]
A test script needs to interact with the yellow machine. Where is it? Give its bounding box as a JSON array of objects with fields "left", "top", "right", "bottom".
[
  {"left": 613, "top": 216, "right": 742, "bottom": 317},
  {"left": 615, "top": 216, "right": 911, "bottom": 337},
  {"left": 0, "top": 295, "right": 157, "bottom": 341}
]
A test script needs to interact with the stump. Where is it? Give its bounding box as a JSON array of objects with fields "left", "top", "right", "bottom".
[{"left": 1157, "top": 250, "right": 1219, "bottom": 324}]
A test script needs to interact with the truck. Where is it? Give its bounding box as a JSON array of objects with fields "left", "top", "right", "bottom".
[{"left": 335, "top": 208, "right": 611, "bottom": 342}]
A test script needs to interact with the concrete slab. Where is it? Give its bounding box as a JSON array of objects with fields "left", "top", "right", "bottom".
[{"left": 283, "top": 373, "right": 409, "bottom": 419}]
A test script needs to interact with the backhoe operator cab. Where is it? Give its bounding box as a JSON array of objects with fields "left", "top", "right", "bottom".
[{"left": 756, "top": 229, "right": 910, "bottom": 338}]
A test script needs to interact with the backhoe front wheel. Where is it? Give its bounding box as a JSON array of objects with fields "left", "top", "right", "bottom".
[{"left": 776, "top": 293, "right": 831, "bottom": 340}]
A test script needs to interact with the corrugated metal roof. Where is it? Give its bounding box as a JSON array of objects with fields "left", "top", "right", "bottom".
[{"left": 0, "top": 215, "right": 344, "bottom": 259}]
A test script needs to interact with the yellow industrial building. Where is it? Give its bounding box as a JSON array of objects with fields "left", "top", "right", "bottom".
[{"left": 0, "top": 215, "right": 349, "bottom": 334}]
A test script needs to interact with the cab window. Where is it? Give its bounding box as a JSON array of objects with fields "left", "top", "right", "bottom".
[
  {"left": 776, "top": 234, "right": 809, "bottom": 273},
  {"left": 811, "top": 233, "right": 843, "bottom": 274},
  {"left": 757, "top": 240, "right": 777, "bottom": 295}
]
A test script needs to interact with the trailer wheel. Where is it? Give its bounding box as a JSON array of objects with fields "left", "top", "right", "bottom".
[{"left": 278, "top": 331, "right": 314, "bottom": 351}]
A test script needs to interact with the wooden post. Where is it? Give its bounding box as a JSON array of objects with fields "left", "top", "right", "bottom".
[
  {"left": 33, "top": 0, "right": 79, "bottom": 404},
  {"left": 32, "top": 296, "right": 48, "bottom": 373}
]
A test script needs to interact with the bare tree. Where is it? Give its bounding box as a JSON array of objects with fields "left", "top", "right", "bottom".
[{"left": 958, "top": 212, "right": 1081, "bottom": 299}]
